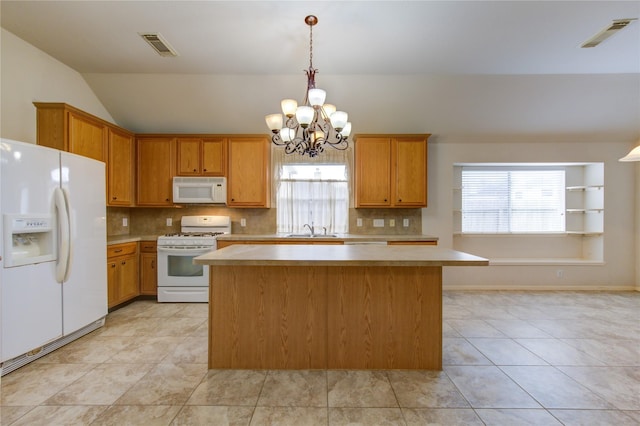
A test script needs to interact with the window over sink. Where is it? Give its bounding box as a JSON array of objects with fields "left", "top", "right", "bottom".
[{"left": 273, "top": 147, "right": 351, "bottom": 234}]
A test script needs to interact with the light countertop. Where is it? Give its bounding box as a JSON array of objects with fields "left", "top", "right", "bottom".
[
  {"left": 107, "top": 233, "right": 438, "bottom": 245},
  {"left": 107, "top": 235, "right": 158, "bottom": 245},
  {"left": 194, "top": 244, "right": 488, "bottom": 267},
  {"left": 215, "top": 233, "right": 439, "bottom": 243}
]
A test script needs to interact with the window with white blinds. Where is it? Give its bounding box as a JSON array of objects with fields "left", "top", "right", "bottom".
[{"left": 461, "top": 167, "right": 565, "bottom": 233}]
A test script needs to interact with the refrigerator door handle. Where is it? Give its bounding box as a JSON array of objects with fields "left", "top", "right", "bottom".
[{"left": 54, "top": 187, "right": 71, "bottom": 283}]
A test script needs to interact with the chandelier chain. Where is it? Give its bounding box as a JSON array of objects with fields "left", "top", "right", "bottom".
[
  {"left": 309, "top": 20, "right": 313, "bottom": 70},
  {"left": 265, "top": 15, "right": 351, "bottom": 158}
]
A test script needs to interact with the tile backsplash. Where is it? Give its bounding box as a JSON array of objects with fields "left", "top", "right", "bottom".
[{"left": 107, "top": 207, "right": 422, "bottom": 236}]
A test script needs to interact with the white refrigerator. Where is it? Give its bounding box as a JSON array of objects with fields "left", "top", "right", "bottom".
[{"left": 0, "top": 139, "right": 107, "bottom": 374}]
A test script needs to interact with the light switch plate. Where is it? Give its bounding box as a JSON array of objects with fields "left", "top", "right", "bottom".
[
  {"left": 389, "top": 219, "right": 395, "bottom": 227},
  {"left": 240, "top": 218, "right": 246, "bottom": 227},
  {"left": 122, "top": 217, "right": 128, "bottom": 227},
  {"left": 403, "top": 218, "right": 409, "bottom": 227},
  {"left": 373, "top": 219, "right": 384, "bottom": 227}
]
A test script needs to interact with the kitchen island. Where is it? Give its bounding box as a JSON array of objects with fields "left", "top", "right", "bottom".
[{"left": 195, "top": 244, "right": 488, "bottom": 370}]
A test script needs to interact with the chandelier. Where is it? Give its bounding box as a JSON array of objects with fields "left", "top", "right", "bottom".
[{"left": 265, "top": 15, "right": 351, "bottom": 158}]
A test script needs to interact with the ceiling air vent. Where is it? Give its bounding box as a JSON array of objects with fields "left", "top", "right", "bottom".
[
  {"left": 580, "top": 18, "right": 637, "bottom": 48},
  {"left": 139, "top": 33, "right": 179, "bottom": 57}
]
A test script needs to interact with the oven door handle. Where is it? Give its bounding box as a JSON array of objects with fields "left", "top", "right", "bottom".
[{"left": 157, "top": 246, "right": 213, "bottom": 254}]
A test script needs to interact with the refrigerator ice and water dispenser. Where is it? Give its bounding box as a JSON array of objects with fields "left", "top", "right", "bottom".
[{"left": 2, "top": 214, "right": 55, "bottom": 267}]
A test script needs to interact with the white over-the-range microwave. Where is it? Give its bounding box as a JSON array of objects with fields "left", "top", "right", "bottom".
[{"left": 172, "top": 176, "right": 227, "bottom": 204}]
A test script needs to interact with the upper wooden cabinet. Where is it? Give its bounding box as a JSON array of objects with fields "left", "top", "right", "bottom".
[
  {"left": 354, "top": 134, "right": 430, "bottom": 208},
  {"left": 107, "top": 127, "right": 135, "bottom": 206},
  {"left": 227, "top": 136, "right": 271, "bottom": 208},
  {"left": 176, "top": 137, "right": 227, "bottom": 176},
  {"left": 136, "top": 136, "right": 176, "bottom": 206},
  {"left": 34, "top": 102, "right": 107, "bottom": 162}
]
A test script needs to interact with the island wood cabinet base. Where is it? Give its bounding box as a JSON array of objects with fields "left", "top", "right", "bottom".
[{"left": 209, "top": 265, "right": 442, "bottom": 370}]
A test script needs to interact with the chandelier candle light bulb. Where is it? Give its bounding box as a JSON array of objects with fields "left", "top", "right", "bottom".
[{"left": 265, "top": 15, "right": 351, "bottom": 157}]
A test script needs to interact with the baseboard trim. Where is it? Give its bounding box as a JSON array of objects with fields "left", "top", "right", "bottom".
[
  {"left": 444, "top": 284, "right": 637, "bottom": 291},
  {"left": 1, "top": 317, "right": 105, "bottom": 376}
]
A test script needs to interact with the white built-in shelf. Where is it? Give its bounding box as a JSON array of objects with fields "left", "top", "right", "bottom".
[
  {"left": 565, "top": 231, "right": 603, "bottom": 236},
  {"left": 454, "top": 231, "right": 602, "bottom": 236},
  {"left": 566, "top": 208, "right": 604, "bottom": 213},
  {"left": 566, "top": 185, "right": 604, "bottom": 191},
  {"left": 489, "top": 258, "right": 605, "bottom": 266}
]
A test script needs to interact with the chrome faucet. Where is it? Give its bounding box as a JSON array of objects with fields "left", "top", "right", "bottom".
[{"left": 303, "top": 223, "right": 314, "bottom": 235}]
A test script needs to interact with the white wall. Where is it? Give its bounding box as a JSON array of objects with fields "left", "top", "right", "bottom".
[
  {"left": 0, "top": 28, "right": 114, "bottom": 144},
  {"left": 636, "top": 162, "right": 640, "bottom": 290},
  {"left": 426, "top": 136, "right": 637, "bottom": 290}
]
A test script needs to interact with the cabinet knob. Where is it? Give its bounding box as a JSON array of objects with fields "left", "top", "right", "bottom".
[
  {"left": 398, "top": 199, "right": 402, "bottom": 202},
  {"left": 384, "top": 199, "right": 387, "bottom": 202},
  {"left": 193, "top": 168, "right": 197, "bottom": 172},
  {"left": 151, "top": 260, "right": 155, "bottom": 269},
  {"left": 112, "top": 197, "right": 117, "bottom": 200},
  {"left": 111, "top": 263, "right": 116, "bottom": 268},
  {"left": 114, "top": 249, "right": 123, "bottom": 253},
  {"left": 166, "top": 198, "right": 170, "bottom": 201},
  {"left": 203, "top": 168, "right": 207, "bottom": 172},
  {"left": 121, "top": 261, "right": 126, "bottom": 265}
]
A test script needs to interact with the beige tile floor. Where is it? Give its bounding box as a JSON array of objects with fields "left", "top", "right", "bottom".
[{"left": 1, "top": 291, "right": 638, "bottom": 425}]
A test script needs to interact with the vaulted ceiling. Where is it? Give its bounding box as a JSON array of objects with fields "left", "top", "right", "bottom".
[{"left": 2, "top": 1, "right": 639, "bottom": 138}]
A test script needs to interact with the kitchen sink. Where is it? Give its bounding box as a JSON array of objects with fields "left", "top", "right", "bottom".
[{"left": 286, "top": 234, "right": 338, "bottom": 238}]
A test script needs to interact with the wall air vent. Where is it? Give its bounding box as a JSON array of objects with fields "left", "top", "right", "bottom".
[
  {"left": 139, "top": 33, "right": 179, "bottom": 57},
  {"left": 580, "top": 18, "right": 637, "bottom": 48}
]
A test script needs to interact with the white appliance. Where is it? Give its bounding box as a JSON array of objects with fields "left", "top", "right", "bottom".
[
  {"left": 0, "top": 139, "right": 107, "bottom": 375},
  {"left": 172, "top": 177, "right": 227, "bottom": 204},
  {"left": 156, "top": 215, "right": 230, "bottom": 303}
]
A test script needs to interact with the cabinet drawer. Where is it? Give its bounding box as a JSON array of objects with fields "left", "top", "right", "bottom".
[
  {"left": 107, "top": 242, "right": 137, "bottom": 258},
  {"left": 139, "top": 241, "right": 157, "bottom": 253}
]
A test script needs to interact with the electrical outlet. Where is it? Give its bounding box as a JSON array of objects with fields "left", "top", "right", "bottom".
[
  {"left": 356, "top": 218, "right": 363, "bottom": 227},
  {"left": 122, "top": 217, "right": 128, "bottom": 227},
  {"left": 403, "top": 218, "right": 409, "bottom": 227},
  {"left": 556, "top": 270, "right": 563, "bottom": 278},
  {"left": 240, "top": 218, "right": 246, "bottom": 227},
  {"left": 166, "top": 218, "right": 172, "bottom": 227},
  {"left": 389, "top": 219, "right": 395, "bottom": 227},
  {"left": 373, "top": 219, "right": 384, "bottom": 227}
]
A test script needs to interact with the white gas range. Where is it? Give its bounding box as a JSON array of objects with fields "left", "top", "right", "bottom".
[{"left": 156, "top": 215, "right": 231, "bottom": 303}]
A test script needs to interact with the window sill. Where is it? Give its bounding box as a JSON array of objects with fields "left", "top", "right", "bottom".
[
  {"left": 453, "top": 232, "right": 595, "bottom": 237},
  {"left": 489, "top": 258, "right": 605, "bottom": 266}
]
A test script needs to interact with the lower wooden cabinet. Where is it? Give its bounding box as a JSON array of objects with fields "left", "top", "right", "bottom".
[
  {"left": 139, "top": 241, "right": 158, "bottom": 296},
  {"left": 107, "top": 242, "right": 139, "bottom": 308}
]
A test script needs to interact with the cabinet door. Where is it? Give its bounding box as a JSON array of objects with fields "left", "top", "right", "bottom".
[
  {"left": 140, "top": 252, "right": 157, "bottom": 296},
  {"left": 176, "top": 138, "right": 202, "bottom": 175},
  {"left": 69, "top": 112, "right": 106, "bottom": 162},
  {"left": 202, "top": 138, "right": 226, "bottom": 176},
  {"left": 107, "top": 128, "right": 135, "bottom": 206},
  {"left": 107, "top": 261, "right": 118, "bottom": 308},
  {"left": 355, "top": 137, "right": 391, "bottom": 207},
  {"left": 137, "top": 137, "right": 175, "bottom": 206},
  {"left": 228, "top": 137, "right": 270, "bottom": 207},
  {"left": 394, "top": 137, "right": 427, "bottom": 207},
  {"left": 118, "top": 255, "right": 139, "bottom": 302}
]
